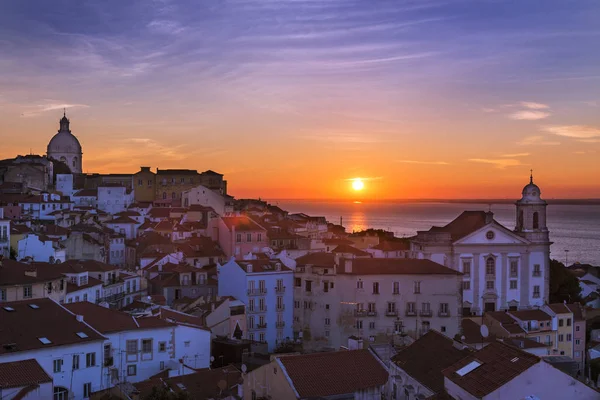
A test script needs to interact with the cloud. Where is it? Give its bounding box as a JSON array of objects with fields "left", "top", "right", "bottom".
[
  {"left": 520, "top": 102, "right": 550, "bottom": 109},
  {"left": 542, "top": 125, "right": 600, "bottom": 139},
  {"left": 147, "top": 20, "right": 185, "bottom": 35},
  {"left": 517, "top": 136, "right": 560, "bottom": 146},
  {"left": 509, "top": 110, "right": 551, "bottom": 120},
  {"left": 20, "top": 102, "right": 90, "bottom": 117},
  {"left": 501, "top": 153, "right": 530, "bottom": 157},
  {"left": 397, "top": 160, "right": 450, "bottom": 165},
  {"left": 343, "top": 176, "right": 383, "bottom": 181},
  {"left": 481, "top": 108, "right": 497, "bottom": 113},
  {"left": 468, "top": 158, "right": 526, "bottom": 169}
]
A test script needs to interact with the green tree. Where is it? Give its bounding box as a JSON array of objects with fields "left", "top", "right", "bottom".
[
  {"left": 9, "top": 247, "right": 17, "bottom": 260},
  {"left": 549, "top": 259, "right": 582, "bottom": 303},
  {"left": 144, "top": 386, "right": 190, "bottom": 400}
]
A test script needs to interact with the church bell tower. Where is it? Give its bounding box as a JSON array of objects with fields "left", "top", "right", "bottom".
[{"left": 515, "top": 171, "right": 549, "bottom": 243}]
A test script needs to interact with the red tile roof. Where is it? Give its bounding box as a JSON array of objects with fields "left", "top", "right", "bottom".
[
  {"left": 236, "top": 259, "right": 292, "bottom": 273},
  {"left": 443, "top": 341, "right": 540, "bottom": 398},
  {"left": 278, "top": 349, "right": 388, "bottom": 398},
  {"left": 295, "top": 252, "right": 336, "bottom": 268},
  {"left": 108, "top": 216, "right": 138, "bottom": 224},
  {"left": 461, "top": 319, "right": 496, "bottom": 345},
  {"left": 0, "top": 259, "right": 65, "bottom": 285},
  {"left": 331, "top": 244, "right": 371, "bottom": 256},
  {"left": 0, "top": 298, "right": 105, "bottom": 354},
  {"left": 566, "top": 303, "right": 584, "bottom": 321},
  {"left": 338, "top": 258, "right": 462, "bottom": 276},
  {"left": 547, "top": 303, "right": 571, "bottom": 314},
  {"left": 0, "top": 359, "right": 52, "bottom": 389},
  {"left": 221, "top": 216, "right": 266, "bottom": 232},
  {"left": 66, "top": 277, "right": 103, "bottom": 294},
  {"left": 392, "top": 331, "right": 472, "bottom": 394},
  {"left": 423, "top": 211, "right": 493, "bottom": 241},
  {"left": 153, "top": 308, "right": 208, "bottom": 330},
  {"left": 508, "top": 309, "right": 551, "bottom": 321},
  {"left": 64, "top": 302, "right": 173, "bottom": 333},
  {"left": 73, "top": 189, "right": 97, "bottom": 197},
  {"left": 371, "top": 239, "right": 410, "bottom": 251}
]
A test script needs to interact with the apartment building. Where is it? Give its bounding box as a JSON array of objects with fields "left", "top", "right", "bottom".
[
  {"left": 543, "top": 303, "right": 586, "bottom": 370},
  {"left": 294, "top": 255, "right": 463, "bottom": 351},
  {"left": 0, "top": 260, "right": 66, "bottom": 303},
  {"left": 218, "top": 216, "right": 268, "bottom": 259}
]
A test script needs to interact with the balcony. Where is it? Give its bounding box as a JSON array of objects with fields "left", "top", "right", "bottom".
[
  {"left": 275, "top": 286, "right": 286, "bottom": 294},
  {"left": 532, "top": 271, "right": 541, "bottom": 277},
  {"left": 354, "top": 310, "right": 368, "bottom": 317},
  {"left": 247, "top": 288, "right": 267, "bottom": 296},
  {"left": 367, "top": 311, "right": 378, "bottom": 317},
  {"left": 276, "top": 321, "right": 285, "bottom": 328},
  {"left": 405, "top": 309, "right": 417, "bottom": 317},
  {"left": 392, "top": 291, "right": 400, "bottom": 296},
  {"left": 104, "top": 357, "right": 114, "bottom": 367},
  {"left": 420, "top": 310, "right": 433, "bottom": 317},
  {"left": 276, "top": 305, "right": 285, "bottom": 312},
  {"left": 385, "top": 310, "right": 398, "bottom": 317},
  {"left": 438, "top": 310, "right": 451, "bottom": 317},
  {"left": 257, "top": 323, "right": 267, "bottom": 329},
  {"left": 544, "top": 341, "right": 553, "bottom": 347},
  {"left": 247, "top": 307, "right": 267, "bottom": 314}
]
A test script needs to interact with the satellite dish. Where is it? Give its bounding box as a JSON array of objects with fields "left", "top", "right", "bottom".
[
  {"left": 210, "top": 356, "right": 215, "bottom": 362},
  {"left": 241, "top": 364, "right": 247, "bottom": 373},
  {"left": 480, "top": 324, "right": 489, "bottom": 338}
]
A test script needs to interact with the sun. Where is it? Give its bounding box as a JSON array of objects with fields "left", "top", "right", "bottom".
[{"left": 352, "top": 178, "right": 365, "bottom": 191}]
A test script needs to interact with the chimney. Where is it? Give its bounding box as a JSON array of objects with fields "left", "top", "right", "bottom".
[
  {"left": 347, "top": 336, "right": 363, "bottom": 350},
  {"left": 211, "top": 303, "right": 215, "bottom": 312},
  {"left": 141, "top": 167, "right": 151, "bottom": 172},
  {"left": 275, "top": 262, "right": 281, "bottom": 271},
  {"left": 76, "top": 315, "right": 84, "bottom": 322},
  {"left": 344, "top": 259, "right": 352, "bottom": 273},
  {"left": 246, "top": 264, "right": 253, "bottom": 273},
  {"left": 485, "top": 211, "right": 494, "bottom": 224}
]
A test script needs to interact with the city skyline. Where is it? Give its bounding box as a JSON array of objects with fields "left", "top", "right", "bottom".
[{"left": 1, "top": 0, "right": 599, "bottom": 199}]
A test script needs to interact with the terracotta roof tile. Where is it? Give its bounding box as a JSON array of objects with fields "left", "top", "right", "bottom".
[
  {"left": 423, "top": 211, "right": 492, "bottom": 241},
  {"left": 371, "top": 239, "right": 411, "bottom": 251},
  {"left": 461, "top": 319, "right": 495, "bottom": 345},
  {"left": 221, "top": 216, "right": 266, "bottom": 232},
  {"left": 0, "top": 359, "right": 52, "bottom": 389},
  {"left": 236, "top": 259, "right": 292, "bottom": 274},
  {"left": 508, "top": 309, "right": 551, "bottom": 321},
  {"left": 566, "top": 303, "right": 584, "bottom": 321},
  {"left": 331, "top": 244, "right": 371, "bottom": 256},
  {"left": 278, "top": 349, "right": 388, "bottom": 398},
  {"left": 442, "top": 341, "right": 540, "bottom": 398},
  {"left": 296, "top": 252, "right": 336, "bottom": 268},
  {"left": 392, "top": 331, "right": 472, "bottom": 394},
  {"left": 338, "top": 258, "right": 462, "bottom": 276}
]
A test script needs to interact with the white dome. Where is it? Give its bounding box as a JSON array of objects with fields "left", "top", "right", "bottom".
[
  {"left": 518, "top": 174, "right": 546, "bottom": 204},
  {"left": 47, "top": 115, "right": 82, "bottom": 154}
]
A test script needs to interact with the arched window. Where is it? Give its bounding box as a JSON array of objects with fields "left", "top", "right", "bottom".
[
  {"left": 172, "top": 192, "right": 176, "bottom": 199},
  {"left": 533, "top": 212, "right": 539, "bottom": 229},
  {"left": 162, "top": 192, "right": 167, "bottom": 200},
  {"left": 72, "top": 157, "right": 77, "bottom": 168},
  {"left": 518, "top": 210, "right": 524, "bottom": 229},
  {"left": 486, "top": 257, "right": 495, "bottom": 276}
]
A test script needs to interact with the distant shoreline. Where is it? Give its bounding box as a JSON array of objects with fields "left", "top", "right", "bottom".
[{"left": 266, "top": 198, "right": 600, "bottom": 206}]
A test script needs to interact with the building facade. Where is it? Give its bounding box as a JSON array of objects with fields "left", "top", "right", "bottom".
[{"left": 47, "top": 112, "right": 83, "bottom": 174}]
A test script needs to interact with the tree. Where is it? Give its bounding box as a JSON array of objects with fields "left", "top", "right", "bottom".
[
  {"left": 9, "top": 247, "right": 17, "bottom": 260},
  {"left": 549, "top": 259, "right": 582, "bottom": 303},
  {"left": 144, "top": 386, "right": 190, "bottom": 400}
]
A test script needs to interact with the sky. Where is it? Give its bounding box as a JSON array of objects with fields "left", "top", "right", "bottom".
[{"left": 0, "top": 0, "right": 599, "bottom": 200}]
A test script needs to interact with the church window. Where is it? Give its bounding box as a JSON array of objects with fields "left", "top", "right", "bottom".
[
  {"left": 533, "top": 264, "right": 541, "bottom": 276},
  {"left": 462, "top": 261, "right": 471, "bottom": 275},
  {"left": 533, "top": 212, "right": 539, "bottom": 229},
  {"left": 510, "top": 260, "right": 518, "bottom": 276},
  {"left": 162, "top": 192, "right": 167, "bottom": 200},
  {"left": 486, "top": 231, "right": 495, "bottom": 240},
  {"left": 485, "top": 257, "right": 495, "bottom": 276},
  {"left": 518, "top": 210, "right": 524, "bottom": 229},
  {"left": 171, "top": 192, "right": 176, "bottom": 199}
]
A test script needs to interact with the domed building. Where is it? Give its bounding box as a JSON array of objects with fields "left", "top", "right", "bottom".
[{"left": 47, "top": 111, "right": 83, "bottom": 173}]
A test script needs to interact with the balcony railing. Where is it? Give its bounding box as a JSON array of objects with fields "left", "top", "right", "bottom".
[
  {"left": 438, "top": 310, "right": 451, "bottom": 317},
  {"left": 385, "top": 310, "right": 398, "bottom": 317},
  {"left": 275, "top": 286, "right": 286, "bottom": 294},
  {"left": 367, "top": 311, "right": 378, "bottom": 317},
  {"left": 247, "top": 288, "right": 267, "bottom": 296},
  {"left": 257, "top": 323, "right": 267, "bottom": 329},
  {"left": 354, "top": 310, "right": 368, "bottom": 317},
  {"left": 405, "top": 309, "right": 417, "bottom": 317},
  {"left": 533, "top": 293, "right": 541, "bottom": 298},
  {"left": 533, "top": 271, "right": 541, "bottom": 277},
  {"left": 420, "top": 310, "right": 433, "bottom": 317},
  {"left": 276, "top": 321, "right": 285, "bottom": 328},
  {"left": 544, "top": 341, "right": 553, "bottom": 346},
  {"left": 247, "top": 307, "right": 267, "bottom": 314},
  {"left": 276, "top": 305, "right": 285, "bottom": 312},
  {"left": 392, "top": 291, "right": 400, "bottom": 295}
]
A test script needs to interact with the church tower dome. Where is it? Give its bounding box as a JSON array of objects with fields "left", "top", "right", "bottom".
[
  {"left": 515, "top": 171, "right": 549, "bottom": 243},
  {"left": 47, "top": 110, "right": 83, "bottom": 174}
]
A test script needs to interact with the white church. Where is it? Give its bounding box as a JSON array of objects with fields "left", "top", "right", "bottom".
[
  {"left": 47, "top": 111, "right": 83, "bottom": 174},
  {"left": 411, "top": 175, "right": 551, "bottom": 315}
]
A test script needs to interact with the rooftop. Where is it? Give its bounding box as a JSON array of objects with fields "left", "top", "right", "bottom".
[
  {"left": 338, "top": 258, "right": 462, "bottom": 276},
  {"left": 420, "top": 211, "right": 497, "bottom": 242},
  {"left": 0, "top": 359, "right": 52, "bottom": 389},
  {"left": 295, "top": 252, "right": 336, "bottom": 268},
  {"left": 235, "top": 259, "right": 292, "bottom": 274},
  {"left": 331, "top": 244, "right": 371, "bottom": 257},
  {"left": 508, "top": 309, "right": 552, "bottom": 321},
  {"left": 277, "top": 349, "right": 388, "bottom": 398},
  {"left": 221, "top": 216, "right": 266, "bottom": 232}
]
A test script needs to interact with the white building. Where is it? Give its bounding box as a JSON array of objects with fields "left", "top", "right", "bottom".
[
  {"left": 0, "top": 209, "right": 10, "bottom": 258},
  {"left": 108, "top": 235, "right": 127, "bottom": 267},
  {"left": 181, "top": 185, "right": 232, "bottom": 216},
  {"left": 0, "top": 359, "right": 53, "bottom": 400},
  {"left": 443, "top": 341, "right": 598, "bottom": 400},
  {"left": 56, "top": 174, "right": 75, "bottom": 198},
  {"left": 72, "top": 189, "right": 98, "bottom": 208},
  {"left": 0, "top": 298, "right": 106, "bottom": 400},
  {"left": 97, "top": 186, "right": 134, "bottom": 215},
  {"left": 294, "top": 254, "right": 463, "bottom": 351},
  {"left": 17, "top": 233, "right": 66, "bottom": 263},
  {"left": 47, "top": 112, "right": 83, "bottom": 174},
  {"left": 411, "top": 175, "right": 551, "bottom": 314}
]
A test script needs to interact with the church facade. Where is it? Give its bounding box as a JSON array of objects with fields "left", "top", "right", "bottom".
[
  {"left": 47, "top": 112, "right": 83, "bottom": 174},
  {"left": 411, "top": 175, "right": 551, "bottom": 315}
]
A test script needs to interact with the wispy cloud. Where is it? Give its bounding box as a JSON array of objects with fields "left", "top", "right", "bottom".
[
  {"left": 509, "top": 110, "right": 551, "bottom": 120},
  {"left": 542, "top": 125, "right": 600, "bottom": 139},
  {"left": 468, "top": 158, "right": 526, "bottom": 169},
  {"left": 147, "top": 20, "right": 185, "bottom": 35},
  {"left": 20, "top": 102, "right": 90, "bottom": 118},
  {"left": 517, "top": 136, "right": 560, "bottom": 146},
  {"left": 501, "top": 153, "right": 530, "bottom": 157},
  {"left": 343, "top": 176, "right": 383, "bottom": 181},
  {"left": 520, "top": 102, "right": 550, "bottom": 109},
  {"left": 397, "top": 160, "right": 450, "bottom": 165}
]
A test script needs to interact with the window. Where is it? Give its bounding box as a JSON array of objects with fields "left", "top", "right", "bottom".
[
  {"left": 368, "top": 302, "right": 376, "bottom": 313},
  {"left": 372, "top": 282, "right": 379, "bottom": 294},
  {"left": 510, "top": 280, "right": 518, "bottom": 289},
  {"left": 441, "top": 326, "right": 446, "bottom": 333},
  {"left": 142, "top": 339, "right": 152, "bottom": 353},
  {"left": 184, "top": 341, "right": 190, "bottom": 347},
  {"left": 462, "top": 260, "right": 471, "bottom": 275},
  {"left": 259, "top": 333, "right": 265, "bottom": 342},
  {"left": 567, "top": 318, "right": 572, "bottom": 326},
  {"left": 259, "top": 297, "right": 265, "bottom": 311},
  {"left": 576, "top": 326, "right": 580, "bottom": 332},
  {"left": 0, "top": 289, "right": 5, "bottom": 301},
  {"left": 236, "top": 234, "right": 242, "bottom": 243},
  {"left": 576, "top": 339, "right": 581, "bottom": 345},
  {"left": 575, "top": 351, "right": 581, "bottom": 358},
  {"left": 138, "top": 179, "right": 143, "bottom": 186},
  {"left": 533, "top": 264, "right": 541, "bottom": 277},
  {"left": 277, "top": 296, "right": 283, "bottom": 310},
  {"left": 486, "top": 257, "right": 495, "bottom": 276},
  {"left": 462, "top": 281, "right": 471, "bottom": 290},
  {"left": 369, "top": 322, "right": 376, "bottom": 329},
  {"left": 83, "top": 294, "right": 88, "bottom": 302},
  {"left": 356, "top": 280, "right": 363, "bottom": 290},
  {"left": 257, "top": 233, "right": 262, "bottom": 241},
  {"left": 325, "top": 304, "right": 330, "bottom": 310},
  {"left": 393, "top": 281, "right": 400, "bottom": 294},
  {"left": 171, "top": 192, "right": 176, "bottom": 199},
  {"left": 86, "top": 352, "right": 96, "bottom": 367},
  {"left": 325, "top": 318, "right": 331, "bottom": 326},
  {"left": 295, "top": 277, "right": 301, "bottom": 287},
  {"left": 559, "top": 319, "right": 564, "bottom": 327},
  {"left": 83, "top": 382, "right": 92, "bottom": 398},
  {"left": 439, "top": 303, "right": 449, "bottom": 315},
  {"left": 305, "top": 280, "right": 312, "bottom": 292},
  {"left": 356, "top": 320, "right": 363, "bottom": 329},
  {"left": 566, "top": 334, "right": 572, "bottom": 341},
  {"left": 126, "top": 340, "right": 138, "bottom": 355},
  {"left": 294, "top": 300, "right": 299, "bottom": 309},
  {"left": 486, "top": 231, "right": 495, "bottom": 240},
  {"left": 413, "top": 281, "right": 421, "bottom": 294},
  {"left": 558, "top": 334, "right": 564, "bottom": 342},
  {"left": 127, "top": 365, "right": 137, "bottom": 376},
  {"left": 23, "top": 285, "right": 32, "bottom": 299},
  {"left": 162, "top": 192, "right": 167, "bottom": 200},
  {"left": 533, "top": 212, "right": 539, "bottom": 229},
  {"left": 160, "top": 361, "right": 165, "bottom": 370},
  {"left": 422, "top": 302, "right": 431, "bottom": 312},
  {"left": 53, "top": 358, "right": 63, "bottom": 373},
  {"left": 73, "top": 354, "right": 80, "bottom": 370},
  {"left": 407, "top": 302, "right": 416, "bottom": 313},
  {"left": 486, "top": 281, "right": 495, "bottom": 290},
  {"left": 387, "top": 302, "right": 396, "bottom": 313},
  {"left": 325, "top": 330, "right": 330, "bottom": 337},
  {"left": 533, "top": 285, "right": 540, "bottom": 298},
  {"left": 510, "top": 260, "right": 518, "bottom": 277},
  {"left": 246, "top": 233, "right": 252, "bottom": 242},
  {"left": 323, "top": 281, "right": 329, "bottom": 292}
]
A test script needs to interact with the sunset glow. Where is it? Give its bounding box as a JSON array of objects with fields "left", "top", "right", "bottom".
[
  {"left": 0, "top": 1, "right": 599, "bottom": 199},
  {"left": 352, "top": 179, "right": 365, "bottom": 192}
]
